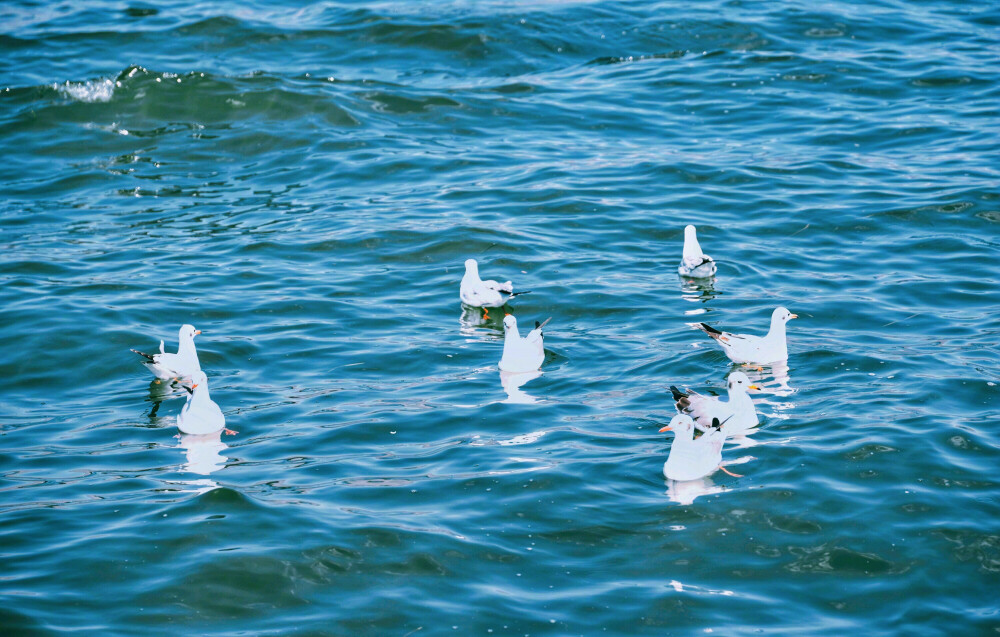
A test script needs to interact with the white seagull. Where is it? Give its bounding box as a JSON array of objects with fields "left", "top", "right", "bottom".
[
  {"left": 131, "top": 324, "right": 203, "bottom": 380},
  {"left": 460, "top": 259, "right": 530, "bottom": 318},
  {"left": 659, "top": 414, "right": 741, "bottom": 481},
  {"left": 670, "top": 372, "right": 760, "bottom": 435},
  {"left": 498, "top": 315, "right": 549, "bottom": 373},
  {"left": 698, "top": 307, "right": 797, "bottom": 364},
  {"left": 177, "top": 371, "right": 236, "bottom": 436},
  {"left": 678, "top": 225, "right": 717, "bottom": 278}
]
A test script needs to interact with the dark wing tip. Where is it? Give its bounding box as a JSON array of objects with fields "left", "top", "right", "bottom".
[
  {"left": 669, "top": 385, "right": 687, "bottom": 401},
  {"left": 699, "top": 322, "right": 723, "bottom": 338},
  {"left": 130, "top": 348, "right": 156, "bottom": 362},
  {"left": 711, "top": 417, "right": 721, "bottom": 429}
]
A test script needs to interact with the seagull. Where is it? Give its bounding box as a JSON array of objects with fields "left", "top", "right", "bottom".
[
  {"left": 177, "top": 371, "right": 236, "bottom": 436},
  {"left": 659, "top": 414, "right": 741, "bottom": 480},
  {"left": 670, "top": 371, "right": 760, "bottom": 435},
  {"left": 131, "top": 324, "right": 203, "bottom": 380},
  {"left": 460, "top": 259, "right": 530, "bottom": 319},
  {"left": 678, "top": 225, "right": 717, "bottom": 278},
  {"left": 499, "top": 315, "right": 549, "bottom": 373},
  {"left": 697, "top": 307, "right": 797, "bottom": 364}
]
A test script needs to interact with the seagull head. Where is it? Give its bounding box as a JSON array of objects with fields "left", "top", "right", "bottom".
[
  {"left": 659, "top": 414, "right": 696, "bottom": 435},
  {"left": 772, "top": 307, "right": 798, "bottom": 325},
  {"left": 502, "top": 314, "right": 517, "bottom": 332},
  {"left": 727, "top": 371, "right": 760, "bottom": 392},
  {"left": 464, "top": 259, "right": 479, "bottom": 276},
  {"left": 180, "top": 324, "right": 202, "bottom": 341},
  {"left": 182, "top": 370, "right": 209, "bottom": 395},
  {"left": 190, "top": 371, "right": 208, "bottom": 391}
]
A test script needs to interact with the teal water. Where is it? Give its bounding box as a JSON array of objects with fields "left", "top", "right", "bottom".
[{"left": 3, "top": 1, "right": 1000, "bottom": 634}]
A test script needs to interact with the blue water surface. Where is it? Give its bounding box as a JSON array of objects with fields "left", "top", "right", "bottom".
[{"left": 2, "top": 1, "right": 999, "bottom": 634}]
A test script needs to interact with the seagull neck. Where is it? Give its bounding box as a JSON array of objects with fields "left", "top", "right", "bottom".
[
  {"left": 728, "top": 386, "right": 752, "bottom": 406},
  {"left": 178, "top": 337, "right": 197, "bottom": 357},
  {"left": 767, "top": 319, "right": 787, "bottom": 341},
  {"left": 674, "top": 427, "right": 696, "bottom": 445},
  {"left": 502, "top": 327, "right": 522, "bottom": 362},
  {"left": 191, "top": 385, "right": 212, "bottom": 404},
  {"left": 682, "top": 236, "right": 703, "bottom": 260}
]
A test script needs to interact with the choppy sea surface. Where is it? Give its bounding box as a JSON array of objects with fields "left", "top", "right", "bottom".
[{"left": 2, "top": 1, "right": 999, "bottom": 634}]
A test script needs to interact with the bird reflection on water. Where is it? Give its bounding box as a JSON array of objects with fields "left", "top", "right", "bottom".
[
  {"left": 679, "top": 276, "right": 721, "bottom": 314},
  {"left": 145, "top": 378, "right": 186, "bottom": 419},
  {"left": 665, "top": 476, "right": 726, "bottom": 505},
  {"left": 499, "top": 370, "right": 542, "bottom": 404},
  {"left": 739, "top": 361, "right": 797, "bottom": 426},
  {"left": 176, "top": 430, "right": 228, "bottom": 476}
]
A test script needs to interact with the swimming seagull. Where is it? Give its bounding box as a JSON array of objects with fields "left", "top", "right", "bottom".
[
  {"left": 177, "top": 371, "right": 236, "bottom": 436},
  {"left": 499, "top": 315, "right": 549, "bottom": 373},
  {"left": 678, "top": 225, "right": 717, "bottom": 278},
  {"left": 670, "top": 372, "right": 760, "bottom": 435},
  {"left": 460, "top": 258, "right": 530, "bottom": 319},
  {"left": 131, "top": 324, "right": 202, "bottom": 380},
  {"left": 659, "top": 414, "right": 742, "bottom": 481},
  {"left": 698, "top": 307, "right": 797, "bottom": 364}
]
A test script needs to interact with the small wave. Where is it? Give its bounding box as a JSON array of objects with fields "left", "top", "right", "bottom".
[
  {"left": 54, "top": 78, "right": 116, "bottom": 103},
  {"left": 498, "top": 430, "right": 547, "bottom": 446}
]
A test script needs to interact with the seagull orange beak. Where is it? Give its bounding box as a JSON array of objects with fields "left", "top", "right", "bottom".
[
  {"left": 658, "top": 425, "right": 672, "bottom": 433},
  {"left": 748, "top": 384, "right": 761, "bottom": 391},
  {"left": 192, "top": 383, "right": 198, "bottom": 389},
  {"left": 788, "top": 314, "right": 798, "bottom": 319},
  {"left": 194, "top": 330, "right": 202, "bottom": 335}
]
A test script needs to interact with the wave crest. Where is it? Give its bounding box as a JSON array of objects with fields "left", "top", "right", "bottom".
[{"left": 54, "top": 78, "right": 116, "bottom": 103}]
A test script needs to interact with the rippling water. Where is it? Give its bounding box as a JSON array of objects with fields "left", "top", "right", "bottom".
[{"left": 3, "top": 1, "right": 999, "bottom": 634}]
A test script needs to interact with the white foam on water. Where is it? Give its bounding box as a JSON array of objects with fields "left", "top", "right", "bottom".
[{"left": 55, "top": 78, "right": 116, "bottom": 102}]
